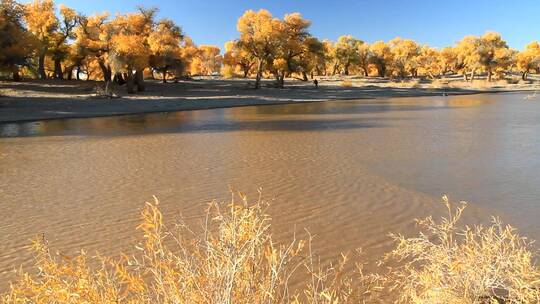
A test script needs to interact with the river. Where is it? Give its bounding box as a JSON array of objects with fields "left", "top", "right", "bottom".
[{"left": 1, "top": 92, "right": 539, "bottom": 290}]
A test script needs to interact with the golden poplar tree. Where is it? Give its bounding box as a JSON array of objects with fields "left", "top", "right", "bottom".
[
  {"left": 517, "top": 41, "right": 540, "bottom": 80},
  {"left": 109, "top": 7, "right": 155, "bottom": 93},
  {"left": 369, "top": 41, "right": 392, "bottom": 77},
  {"left": 24, "top": 0, "right": 58, "bottom": 79},
  {"left": 48, "top": 5, "right": 78, "bottom": 79},
  {"left": 477, "top": 32, "right": 513, "bottom": 81},
  {"left": 148, "top": 19, "right": 183, "bottom": 82},
  {"left": 334, "top": 35, "right": 363, "bottom": 75},
  {"left": 236, "top": 9, "right": 282, "bottom": 89},
  {"left": 0, "top": 0, "right": 35, "bottom": 80},
  {"left": 389, "top": 37, "right": 421, "bottom": 77},
  {"left": 191, "top": 45, "right": 222, "bottom": 76},
  {"left": 416, "top": 46, "right": 441, "bottom": 79},
  {"left": 74, "top": 12, "right": 114, "bottom": 81},
  {"left": 222, "top": 40, "right": 255, "bottom": 78}
]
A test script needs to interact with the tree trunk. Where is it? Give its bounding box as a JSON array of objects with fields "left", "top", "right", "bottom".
[
  {"left": 243, "top": 67, "right": 249, "bottom": 78},
  {"left": 135, "top": 70, "right": 145, "bottom": 92},
  {"left": 470, "top": 70, "right": 475, "bottom": 81},
  {"left": 12, "top": 70, "right": 21, "bottom": 81},
  {"left": 114, "top": 73, "right": 126, "bottom": 85},
  {"left": 38, "top": 51, "right": 47, "bottom": 79},
  {"left": 53, "top": 58, "right": 63, "bottom": 79},
  {"left": 363, "top": 66, "right": 369, "bottom": 77},
  {"left": 76, "top": 66, "right": 81, "bottom": 81},
  {"left": 344, "top": 63, "right": 350, "bottom": 76},
  {"left": 522, "top": 71, "right": 528, "bottom": 81},
  {"left": 162, "top": 67, "right": 167, "bottom": 83},
  {"left": 487, "top": 69, "right": 492, "bottom": 82},
  {"left": 302, "top": 71, "right": 308, "bottom": 81},
  {"left": 98, "top": 59, "right": 111, "bottom": 82},
  {"left": 377, "top": 64, "right": 386, "bottom": 77},
  {"left": 255, "top": 59, "right": 263, "bottom": 89},
  {"left": 126, "top": 71, "right": 135, "bottom": 94},
  {"left": 332, "top": 63, "right": 338, "bottom": 76},
  {"left": 274, "top": 70, "right": 285, "bottom": 88},
  {"left": 463, "top": 72, "right": 469, "bottom": 82},
  {"left": 66, "top": 66, "right": 73, "bottom": 80}
]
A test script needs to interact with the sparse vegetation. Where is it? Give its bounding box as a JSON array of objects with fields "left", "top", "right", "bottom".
[
  {"left": 1, "top": 193, "right": 539, "bottom": 303},
  {"left": 384, "top": 196, "right": 540, "bottom": 304},
  {"left": 0, "top": 192, "right": 381, "bottom": 303}
]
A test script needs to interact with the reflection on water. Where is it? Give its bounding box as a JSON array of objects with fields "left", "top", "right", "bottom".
[
  {"left": 0, "top": 95, "right": 492, "bottom": 138},
  {"left": 0, "top": 92, "right": 539, "bottom": 291}
]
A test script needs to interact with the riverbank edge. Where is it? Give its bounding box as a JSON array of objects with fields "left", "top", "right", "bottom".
[{"left": 0, "top": 88, "right": 532, "bottom": 123}]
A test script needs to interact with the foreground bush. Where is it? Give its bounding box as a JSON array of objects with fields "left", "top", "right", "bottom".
[
  {"left": 384, "top": 196, "right": 540, "bottom": 303},
  {"left": 1, "top": 193, "right": 539, "bottom": 303},
  {"left": 1, "top": 193, "right": 380, "bottom": 303}
]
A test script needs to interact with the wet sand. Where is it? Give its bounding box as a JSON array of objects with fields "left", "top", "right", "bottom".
[
  {"left": 1, "top": 92, "right": 539, "bottom": 292},
  {"left": 1, "top": 77, "right": 537, "bottom": 123}
]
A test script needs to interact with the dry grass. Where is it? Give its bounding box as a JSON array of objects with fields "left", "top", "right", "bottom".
[
  {"left": 94, "top": 82, "right": 120, "bottom": 99},
  {"left": 393, "top": 79, "right": 421, "bottom": 88},
  {"left": 1, "top": 192, "right": 381, "bottom": 304},
  {"left": 0, "top": 88, "right": 13, "bottom": 97},
  {"left": 2, "top": 193, "right": 539, "bottom": 303},
  {"left": 341, "top": 80, "right": 353, "bottom": 87},
  {"left": 384, "top": 195, "right": 540, "bottom": 304}
]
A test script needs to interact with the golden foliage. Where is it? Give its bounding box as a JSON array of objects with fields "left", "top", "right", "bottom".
[
  {"left": 0, "top": 0, "right": 35, "bottom": 75},
  {"left": 1, "top": 2, "right": 539, "bottom": 83},
  {"left": 517, "top": 41, "right": 540, "bottom": 80},
  {"left": 369, "top": 41, "right": 392, "bottom": 77},
  {"left": 191, "top": 45, "right": 222, "bottom": 76},
  {"left": 23, "top": 0, "right": 57, "bottom": 42},
  {"left": 388, "top": 37, "right": 421, "bottom": 77}
]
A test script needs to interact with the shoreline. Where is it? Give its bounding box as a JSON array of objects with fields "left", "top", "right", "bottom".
[{"left": 1, "top": 78, "right": 536, "bottom": 123}]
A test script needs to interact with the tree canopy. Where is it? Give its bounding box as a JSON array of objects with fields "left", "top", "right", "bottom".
[{"left": 0, "top": 1, "right": 536, "bottom": 91}]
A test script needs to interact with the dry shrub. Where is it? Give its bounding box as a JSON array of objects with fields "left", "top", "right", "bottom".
[
  {"left": 394, "top": 79, "right": 421, "bottom": 88},
  {"left": 384, "top": 196, "right": 540, "bottom": 304},
  {"left": 341, "top": 80, "right": 353, "bottom": 87},
  {"left": 3, "top": 193, "right": 539, "bottom": 304},
  {"left": 94, "top": 82, "right": 120, "bottom": 98},
  {"left": 1, "top": 192, "right": 380, "bottom": 304}
]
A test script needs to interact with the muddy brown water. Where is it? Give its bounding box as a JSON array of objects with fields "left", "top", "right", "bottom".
[{"left": 1, "top": 92, "right": 540, "bottom": 291}]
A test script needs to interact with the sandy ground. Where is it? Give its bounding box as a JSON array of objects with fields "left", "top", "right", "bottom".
[{"left": 1, "top": 76, "right": 539, "bottom": 122}]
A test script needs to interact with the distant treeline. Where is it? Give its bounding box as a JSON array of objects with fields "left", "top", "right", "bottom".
[{"left": 1, "top": 2, "right": 539, "bottom": 92}]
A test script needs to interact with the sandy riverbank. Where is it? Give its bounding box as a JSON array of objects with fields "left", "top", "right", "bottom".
[{"left": 1, "top": 76, "right": 538, "bottom": 122}]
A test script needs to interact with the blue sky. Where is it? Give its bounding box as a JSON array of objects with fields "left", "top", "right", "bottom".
[{"left": 29, "top": 0, "right": 540, "bottom": 50}]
